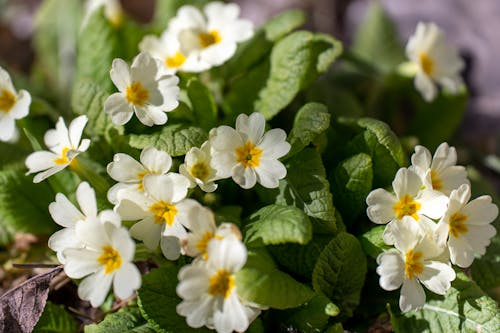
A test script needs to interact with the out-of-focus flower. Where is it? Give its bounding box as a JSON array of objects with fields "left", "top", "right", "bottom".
[{"left": 82, "top": 0, "right": 124, "bottom": 28}]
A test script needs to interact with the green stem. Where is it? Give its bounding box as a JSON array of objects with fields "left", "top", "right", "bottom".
[{"left": 69, "top": 157, "right": 110, "bottom": 197}]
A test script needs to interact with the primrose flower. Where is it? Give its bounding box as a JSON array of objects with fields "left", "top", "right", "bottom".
[
  {"left": 177, "top": 236, "right": 260, "bottom": 333},
  {"left": 409, "top": 142, "right": 469, "bottom": 196},
  {"left": 63, "top": 219, "right": 141, "bottom": 307},
  {"left": 210, "top": 112, "right": 291, "bottom": 189},
  {"left": 167, "top": 2, "right": 253, "bottom": 71},
  {"left": 107, "top": 146, "right": 173, "bottom": 204},
  {"left": 366, "top": 168, "right": 448, "bottom": 245},
  {"left": 48, "top": 181, "right": 120, "bottom": 263},
  {"left": 115, "top": 173, "right": 197, "bottom": 260},
  {"left": 82, "top": 0, "right": 124, "bottom": 28},
  {"left": 179, "top": 141, "right": 219, "bottom": 192},
  {"left": 376, "top": 219, "right": 456, "bottom": 313},
  {"left": 182, "top": 204, "right": 242, "bottom": 258},
  {"left": 435, "top": 184, "right": 498, "bottom": 268},
  {"left": 104, "top": 52, "right": 180, "bottom": 126},
  {"left": 0, "top": 66, "right": 31, "bottom": 142},
  {"left": 25, "top": 115, "right": 90, "bottom": 183},
  {"left": 406, "top": 22, "right": 464, "bottom": 102}
]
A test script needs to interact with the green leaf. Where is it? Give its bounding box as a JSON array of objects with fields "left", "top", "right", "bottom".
[
  {"left": 33, "top": 302, "right": 78, "bottom": 333},
  {"left": 255, "top": 31, "right": 342, "bottom": 119},
  {"left": 85, "top": 306, "right": 157, "bottom": 333},
  {"left": 277, "top": 148, "right": 337, "bottom": 234},
  {"left": 264, "top": 9, "right": 306, "bottom": 41},
  {"left": 0, "top": 167, "right": 56, "bottom": 235},
  {"left": 245, "top": 204, "right": 312, "bottom": 246},
  {"left": 186, "top": 79, "right": 217, "bottom": 130},
  {"left": 235, "top": 248, "right": 314, "bottom": 309},
  {"left": 137, "top": 266, "right": 212, "bottom": 333},
  {"left": 339, "top": 117, "right": 405, "bottom": 187},
  {"left": 128, "top": 124, "right": 207, "bottom": 157},
  {"left": 331, "top": 153, "right": 373, "bottom": 223},
  {"left": 359, "top": 225, "right": 391, "bottom": 260},
  {"left": 351, "top": 2, "right": 405, "bottom": 73},
  {"left": 312, "top": 232, "right": 367, "bottom": 318},
  {"left": 75, "top": 8, "right": 120, "bottom": 92},
  {"left": 390, "top": 273, "right": 500, "bottom": 333},
  {"left": 287, "top": 102, "right": 331, "bottom": 157},
  {"left": 471, "top": 236, "right": 500, "bottom": 293}
]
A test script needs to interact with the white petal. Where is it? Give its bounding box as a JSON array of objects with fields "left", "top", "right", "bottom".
[
  {"left": 207, "top": 237, "right": 247, "bottom": 272},
  {"left": 63, "top": 248, "right": 100, "bottom": 278},
  {"left": 74, "top": 219, "right": 110, "bottom": 250},
  {"left": 49, "top": 193, "right": 84, "bottom": 227},
  {"left": 107, "top": 183, "right": 138, "bottom": 205},
  {"left": 448, "top": 235, "right": 474, "bottom": 267},
  {"left": 76, "top": 181, "right": 97, "bottom": 218},
  {"left": 232, "top": 164, "right": 256, "bottom": 189},
  {"left": 45, "top": 117, "right": 69, "bottom": 149},
  {"left": 376, "top": 250, "right": 405, "bottom": 291},
  {"left": 236, "top": 112, "right": 265, "bottom": 144},
  {"left": 200, "top": 42, "right": 236, "bottom": 66},
  {"left": 462, "top": 224, "right": 496, "bottom": 257},
  {"left": 258, "top": 128, "right": 290, "bottom": 159},
  {"left": 48, "top": 227, "right": 82, "bottom": 259},
  {"left": 10, "top": 89, "right": 31, "bottom": 119},
  {"left": 0, "top": 115, "right": 16, "bottom": 141},
  {"left": 115, "top": 194, "right": 151, "bottom": 220},
  {"left": 176, "top": 298, "right": 213, "bottom": 328},
  {"left": 107, "top": 153, "right": 145, "bottom": 182},
  {"left": 78, "top": 269, "right": 113, "bottom": 307},
  {"left": 113, "top": 262, "right": 141, "bottom": 299},
  {"left": 25, "top": 151, "right": 58, "bottom": 173},
  {"left": 98, "top": 210, "right": 122, "bottom": 227},
  {"left": 160, "top": 236, "right": 181, "bottom": 260},
  {"left": 254, "top": 159, "right": 286, "bottom": 189},
  {"left": 366, "top": 189, "right": 397, "bottom": 224},
  {"left": 140, "top": 146, "right": 172, "bottom": 173},
  {"left": 144, "top": 173, "right": 189, "bottom": 203},
  {"left": 400, "top": 278, "right": 425, "bottom": 313},
  {"left": 393, "top": 168, "right": 423, "bottom": 199},
  {"left": 214, "top": 292, "right": 250, "bottom": 333},
  {"left": 68, "top": 115, "right": 88, "bottom": 149},
  {"left": 129, "top": 218, "right": 162, "bottom": 250},
  {"left": 414, "top": 72, "right": 437, "bottom": 102},
  {"left": 33, "top": 165, "right": 66, "bottom": 183},
  {"left": 419, "top": 261, "right": 455, "bottom": 295},
  {"left": 104, "top": 93, "right": 134, "bottom": 125},
  {"left": 462, "top": 195, "right": 498, "bottom": 225},
  {"left": 176, "top": 265, "right": 211, "bottom": 299},
  {"left": 418, "top": 189, "right": 448, "bottom": 219},
  {"left": 411, "top": 145, "right": 432, "bottom": 170},
  {"left": 111, "top": 226, "right": 135, "bottom": 261},
  {"left": 110, "top": 58, "right": 131, "bottom": 92}
]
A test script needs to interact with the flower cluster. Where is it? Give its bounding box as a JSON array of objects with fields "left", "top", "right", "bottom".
[{"left": 367, "top": 142, "right": 498, "bottom": 312}]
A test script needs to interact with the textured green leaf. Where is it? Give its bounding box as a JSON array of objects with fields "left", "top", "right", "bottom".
[
  {"left": 186, "top": 79, "right": 217, "bottom": 130},
  {"left": 264, "top": 9, "right": 306, "bottom": 41},
  {"left": 128, "top": 124, "right": 207, "bottom": 157},
  {"left": 391, "top": 273, "right": 500, "bottom": 333},
  {"left": 331, "top": 153, "right": 373, "bottom": 223},
  {"left": 85, "top": 306, "right": 156, "bottom": 333},
  {"left": 137, "top": 266, "right": 212, "bottom": 333},
  {"left": 340, "top": 117, "right": 405, "bottom": 187},
  {"left": 471, "top": 236, "right": 500, "bottom": 293},
  {"left": 312, "top": 232, "right": 367, "bottom": 318},
  {"left": 277, "top": 148, "right": 336, "bottom": 234},
  {"left": 351, "top": 2, "right": 405, "bottom": 73},
  {"left": 245, "top": 204, "right": 312, "bottom": 246},
  {"left": 255, "top": 31, "right": 342, "bottom": 119},
  {"left": 33, "top": 302, "right": 78, "bottom": 333},
  {"left": 287, "top": 102, "right": 331, "bottom": 157},
  {"left": 359, "top": 225, "right": 391, "bottom": 260},
  {"left": 0, "top": 167, "right": 56, "bottom": 235},
  {"left": 236, "top": 248, "right": 314, "bottom": 309}
]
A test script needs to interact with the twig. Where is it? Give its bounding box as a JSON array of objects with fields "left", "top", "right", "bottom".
[{"left": 12, "top": 263, "right": 61, "bottom": 268}]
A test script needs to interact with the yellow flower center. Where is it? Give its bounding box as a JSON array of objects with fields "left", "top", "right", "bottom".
[
  {"left": 136, "top": 170, "right": 149, "bottom": 191},
  {"left": 208, "top": 269, "right": 235, "bottom": 298},
  {"left": 165, "top": 51, "right": 187, "bottom": 68},
  {"left": 54, "top": 147, "right": 75, "bottom": 165},
  {"left": 236, "top": 141, "right": 262, "bottom": 168},
  {"left": 150, "top": 201, "right": 178, "bottom": 226},
  {"left": 449, "top": 212, "right": 468, "bottom": 238},
  {"left": 125, "top": 82, "right": 149, "bottom": 106},
  {"left": 97, "top": 245, "right": 122, "bottom": 274},
  {"left": 190, "top": 162, "right": 209, "bottom": 181},
  {"left": 404, "top": 249, "right": 424, "bottom": 280},
  {"left": 430, "top": 169, "right": 443, "bottom": 191},
  {"left": 393, "top": 195, "right": 421, "bottom": 221},
  {"left": 0, "top": 89, "right": 16, "bottom": 112},
  {"left": 196, "top": 231, "right": 214, "bottom": 258},
  {"left": 419, "top": 52, "right": 434, "bottom": 76},
  {"left": 199, "top": 30, "right": 222, "bottom": 48}
]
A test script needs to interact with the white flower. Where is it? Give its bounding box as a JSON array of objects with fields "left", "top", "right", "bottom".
[
  {"left": 366, "top": 168, "right": 449, "bottom": 245},
  {"left": 25, "top": 115, "right": 90, "bottom": 183},
  {"left": 167, "top": 2, "right": 253, "bottom": 71},
  {"left": 106, "top": 146, "right": 173, "bottom": 204},
  {"left": 104, "top": 52, "right": 180, "bottom": 126},
  {"left": 177, "top": 236, "right": 260, "bottom": 333},
  {"left": 115, "top": 173, "right": 196, "bottom": 260},
  {"left": 409, "top": 142, "right": 469, "bottom": 196},
  {"left": 406, "top": 22, "right": 464, "bottom": 102},
  {"left": 82, "top": 0, "right": 124, "bottom": 28},
  {"left": 376, "top": 219, "right": 456, "bottom": 313},
  {"left": 435, "top": 184, "right": 498, "bottom": 268},
  {"left": 0, "top": 66, "right": 31, "bottom": 142},
  {"left": 48, "top": 181, "right": 120, "bottom": 263},
  {"left": 181, "top": 204, "right": 242, "bottom": 258},
  {"left": 63, "top": 219, "right": 141, "bottom": 307},
  {"left": 210, "top": 112, "right": 291, "bottom": 189},
  {"left": 179, "top": 141, "right": 219, "bottom": 192}
]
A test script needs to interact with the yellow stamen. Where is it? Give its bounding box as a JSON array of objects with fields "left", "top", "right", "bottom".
[
  {"left": 190, "top": 162, "right": 209, "bottom": 181},
  {"left": 97, "top": 245, "right": 122, "bottom": 274},
  {"left": 430, "top": 170, "right": 443, "bottom": 191},
  {"left": 196, "top": 231, "right": 214, "bottom": 259},
  {"left": 236, "top": 141, "right": 262, "bottom": 168},
  {"left": 54, "top": 147, "right": 71, "bottom": 165},
  {"left": 199, "top": 30, "right": 222, "bottom": 48},
  {"left": 165, "top": 51, "right": 186, "bottom": 68},
  {"left": 0, "top": 89, "right": 16, "bottom": 112},
  {"left": 137, "top": 170, "right": 149, "bottom": 191},
  {"left": 208, "top": 269, "right": 235, "bottom": 298},
  {"left": 125, "top": 82, "right": 149, "bottom": 106},
  {"left": 404, "top": 249, "right": 424, "bottom": 280},
  {"left": 419, "top": 52, "right": 434, "bottom": 76},
  {"left": 149, "top": 201, "right": 178, "bottom": 226},
  {"left": 393, "top": 195, "right": 421, "bottom": 221},
  {"left": 449, "top": 212, "right": 468, "bottom": 238}
]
